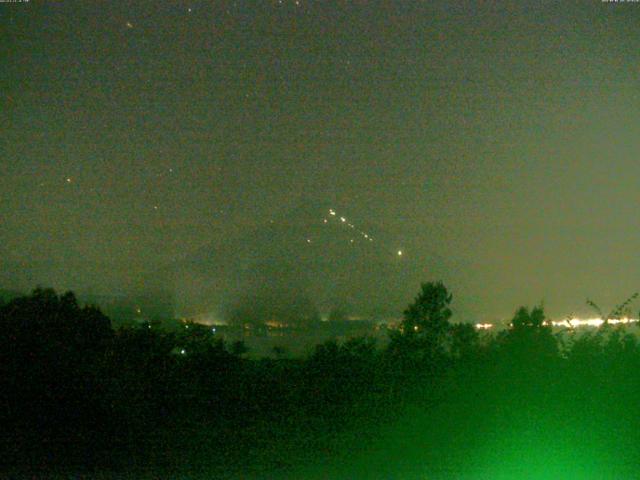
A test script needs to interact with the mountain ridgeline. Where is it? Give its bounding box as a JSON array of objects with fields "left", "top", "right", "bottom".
[{"left": 164, "top": 202, "right": 424, "bottom": 324}]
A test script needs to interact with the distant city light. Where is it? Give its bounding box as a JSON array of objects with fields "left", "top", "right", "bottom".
[
  {"left": 475, "top": 323, "right": 494, "bottom": 330},
  {"left": 473, "top": 317, "right": 640, "bottom": 330},
  {"left": 551, "top": 317, "right": 638, "bottom": 328}
]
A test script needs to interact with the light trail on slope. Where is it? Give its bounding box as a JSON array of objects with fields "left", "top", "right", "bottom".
[{"left": 320, "top": 208, "right": 405, "bottom": 259}]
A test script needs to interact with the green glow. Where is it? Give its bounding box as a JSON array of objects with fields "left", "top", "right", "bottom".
[{"left": 458, "top": 413, "right": 628, "bottom": 480}]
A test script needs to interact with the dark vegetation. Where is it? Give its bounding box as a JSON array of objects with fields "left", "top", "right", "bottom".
[{"left": 2, "top": 284, "right": 640, "bottom": 479}]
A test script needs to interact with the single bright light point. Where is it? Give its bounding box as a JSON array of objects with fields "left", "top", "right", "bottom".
[
  {"left": 397, "top": 250, "right": 403, "bottom": 256},
  {"left": 180, "top": 349, "right": 186, "bottom": 355},
  {"left": 66, "top": 177, "right": 72, "bottom": 183},
  {"left": 340, "top": 217, "right": 346, "bottom": 222}
]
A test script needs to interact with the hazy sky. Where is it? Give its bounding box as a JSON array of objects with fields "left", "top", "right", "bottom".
[{"left": 3, "top": 1, "right": 640, "bottom": 320}]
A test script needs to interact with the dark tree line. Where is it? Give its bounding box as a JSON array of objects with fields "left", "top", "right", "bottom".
[{"left": 2, "top": 284, "right": 640, "bottom": 478}]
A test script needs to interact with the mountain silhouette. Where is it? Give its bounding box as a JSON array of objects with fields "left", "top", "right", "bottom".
[{"left": 165, "top": 200, "right": 417, "bottom": 322}]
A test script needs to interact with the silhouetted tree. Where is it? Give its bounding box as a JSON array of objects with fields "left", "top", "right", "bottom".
[
  {"left": 450, "top": 322, "right": 480, "bottom": 360},
  {"left": 0, "top": 287, "right": 112, "bottom": 359},
  {"left": 512, "top": 305, "right": 545, "bottom": 329},
  {"left": 388, "top": 281, "right": 453, "bottom": 364},
  {"left": 403, "top": 282, "right": 453, "bottom": 335},
  {"left": 0, "top": 288, "right": 116, "bottom": 467},
  {"left": 231, "top": 339, "right": 248, "bottom": 356},
  {"left": 497, "top": 304, "right": 559, "bottom": 366}
]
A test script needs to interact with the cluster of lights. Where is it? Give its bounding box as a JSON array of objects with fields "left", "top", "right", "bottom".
[
  {"left": 474, "top": 317, "right": 639, "bottom": 330},
  {"left": 475, "top": 323, "right": 494, "bottom": 330},
  {"left": 552, "top": 317, "right": 638, "bottom": 328},
  {"left": 324, "top": 208, "right": 410, "bottom": 257},
  {"left": 325, "top": 208, "right": 374, "bottom": 244},
  {"left": 331, "top": 208, "right": 404, "bottom": 253},
  {"left": 307, "top": 208, "right": 404, "bottom": 258}
]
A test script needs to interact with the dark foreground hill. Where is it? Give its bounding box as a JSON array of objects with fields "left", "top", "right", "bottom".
[{"left": 3, "top": 287, "right": 640, "bottom": 479}]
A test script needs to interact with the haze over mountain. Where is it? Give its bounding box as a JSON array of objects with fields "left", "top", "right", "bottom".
[
  {"left": 5, "top": 2, "right": 640, "bottom": 323},
  {"left": 164, "top": 201, "right": 402, "bottom": 321},
  {"left": 160, "top": 200, "right": 478, "bottom": 323}
]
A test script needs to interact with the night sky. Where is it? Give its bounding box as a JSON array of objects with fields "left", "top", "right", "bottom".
[{"left": 3, "top": 1, "right": 640, "bottom": 321}]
